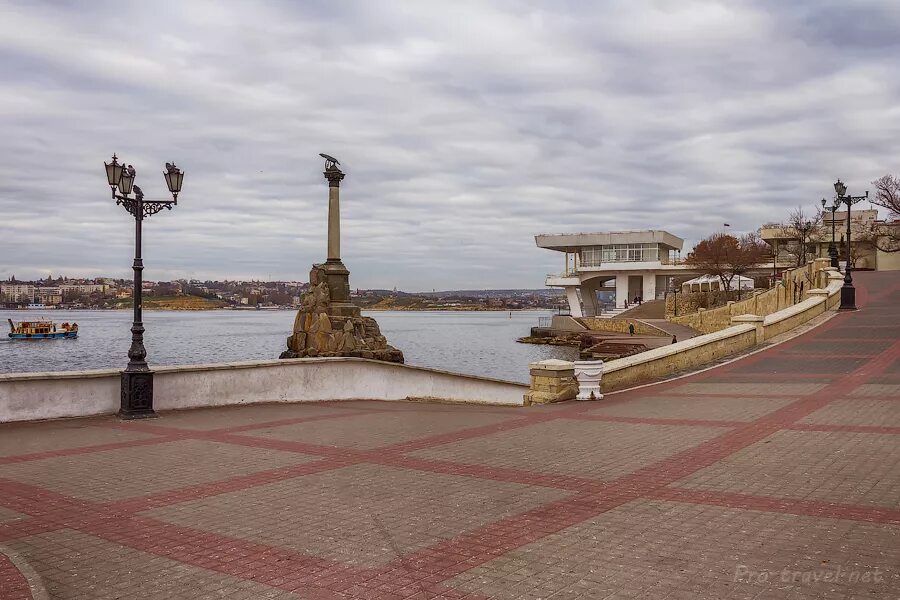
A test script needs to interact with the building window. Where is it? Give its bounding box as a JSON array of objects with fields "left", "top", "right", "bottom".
[{"left": 579, "top": 244, "right": 662, "bottom": 265}]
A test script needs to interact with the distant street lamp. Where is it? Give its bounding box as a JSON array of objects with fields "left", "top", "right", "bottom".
[
  {"left": 772, "top": 240, "right": 777, "bottom": 286},
  {"left": 104, "top": 154, "right": 184, "bottom": 418},
  {"left": 833, "top": 179, "right": 867, "bottom": 310},
  {"left": 802, "top": 219, "right": 812, "bottom": 265},
  {"left": 820, "top": 197, "right": 839, "bottom": 269},
  {"left": 667, "top": 283, "right": 679, "bottom": 317}
]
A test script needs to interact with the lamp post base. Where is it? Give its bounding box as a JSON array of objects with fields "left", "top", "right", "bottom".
[
  {"left": 119, "top": 370, "right": 157, "bottom": 419},
  {"left": 839, "top": 284, "right": 857, "bottom": 311},
  {"left": 828, "top": 244, "right": 839, "bottom": 270}
]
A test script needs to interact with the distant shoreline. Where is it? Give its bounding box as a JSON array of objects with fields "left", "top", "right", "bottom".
[
  {"left": 2, "top": 306, "right": 553, "bottom": 313},
  {"left": 363, "top": 307, "right": 541, "bottom": 312}
]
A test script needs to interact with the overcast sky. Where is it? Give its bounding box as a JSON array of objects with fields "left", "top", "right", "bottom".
[{"left": 1, "top": 1, "right": 898, "bottom": 290}]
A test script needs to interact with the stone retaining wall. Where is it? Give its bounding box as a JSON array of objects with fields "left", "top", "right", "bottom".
[
  {"left": 601, "top": 325, "right": 759, "bottom": 392},
  {"left": 669, "top": 259, "right": 832, "bottom": 334},
  {"left": 664, "top": 289, "right": 743, "bottom": 317},
  {"left": 579, "top": 318, "right": 667, "bottom": 336},
  {"left": 600, "top": 267, "right": 844, "bottom": 393}
]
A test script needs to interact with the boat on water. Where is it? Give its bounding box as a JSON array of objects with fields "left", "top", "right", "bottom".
[{"left": 7, "top": 319, "right": 78, "bottom": 339}]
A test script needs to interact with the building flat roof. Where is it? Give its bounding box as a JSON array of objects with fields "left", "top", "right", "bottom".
[{"left": 535, "top": 230, "right": 684, "bottom": 252}]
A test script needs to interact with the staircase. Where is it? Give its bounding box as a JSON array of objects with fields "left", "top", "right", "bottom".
[
  {"left": 614, "top": 299, "right": 665, "bottom": 319},
  {"left": 590, "top": 306, "right": 629, "bottom": 319},
  {"left": 581, "top": 341, "right": 648, "bottom": 360}
]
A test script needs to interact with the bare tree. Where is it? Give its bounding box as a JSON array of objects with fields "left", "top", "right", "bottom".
[
  {"left": 836, "top": 230, "right": 872, "bottom": 268},
  {"left": 685, "top": 233, "right": 739, "bottom": 292},
  {"left": 865, "top": 174, "right": 900, "bottom": 254},
  {"left": 731, "top": 232, "right": 770, "bottom": 298},
  {"left": 783, "top": 206, "right": 821, "bottom": 267},
  {"left": 872, "top": 174, "right": 900, "bottom": 218},
  {"left": 840, "top": 219, "right": 899, "bottom": 264}
]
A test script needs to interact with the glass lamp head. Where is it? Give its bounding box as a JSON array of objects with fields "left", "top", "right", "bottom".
[
  {"left": 104, "top": 154, "right": 123, "bottom": 189},
  {"left": 118, "top": 165, "right": 135, "bottom": 195},
  {"left": 834, "top": 179, "right": 847, "bottom": 197},
  {"left": 163, "top": 162, "right": 184, "bottom": 198}
]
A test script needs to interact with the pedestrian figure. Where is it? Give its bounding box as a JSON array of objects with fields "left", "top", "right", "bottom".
[
  {"left": 628, "top": 322, "right": 635, "bottom": 336},
  {"left": 672, "top": 334, "right": 677, "bottom": 344}
]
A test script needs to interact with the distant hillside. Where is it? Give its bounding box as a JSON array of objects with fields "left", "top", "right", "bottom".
[
  {"left": 109, "top": 295, "right": 227, "bottom": 310},
  {"left": 417, "top": 289, "right": 562, "bottom": 297}
]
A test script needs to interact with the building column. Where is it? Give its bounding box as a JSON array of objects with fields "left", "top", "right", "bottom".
[
  {"left": 581, "top": 280, "right": 599, "bottom": 317},
  {"left": 642, "top": 273, "right": 656, "bottom": 302},
  {"left": 564, "top": 286, "right": 583, "bottom": 318},
  {"left": 615, "top": 274, "right": 628, "bottom": 308}
]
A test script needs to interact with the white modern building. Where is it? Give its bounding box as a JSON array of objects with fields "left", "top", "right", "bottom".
[{"left": 536, "top": 230, "right": 701, "bottom": 317}]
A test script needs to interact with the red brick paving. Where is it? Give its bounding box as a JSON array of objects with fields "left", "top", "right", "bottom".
[
  {"left": 0, "top": 271, "right": 898, "bottom": 598},
  {"left": 0, "top": 552, "right": 31, "bottom": 600}
]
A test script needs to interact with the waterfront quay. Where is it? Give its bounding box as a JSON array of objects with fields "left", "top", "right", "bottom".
[{"left": 0, "top": 271, "right": 897, "bottom": 598}]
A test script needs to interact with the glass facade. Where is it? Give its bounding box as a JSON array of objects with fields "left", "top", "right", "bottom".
[{"left": 579, "top": 244, "right": 664, "bottom": 267}]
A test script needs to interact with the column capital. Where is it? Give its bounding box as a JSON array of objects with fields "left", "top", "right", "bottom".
[{"left": 324, "top": 168, "right": 345, "bottom": 187}]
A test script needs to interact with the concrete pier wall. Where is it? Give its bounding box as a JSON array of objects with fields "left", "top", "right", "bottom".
[{"left": 0, "top": 358, "right": 528, "bottom": 423}]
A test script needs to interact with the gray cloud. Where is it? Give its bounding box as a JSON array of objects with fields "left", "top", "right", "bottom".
[{"left": 1, "top": 0, "right": 898, "bottom": 290}]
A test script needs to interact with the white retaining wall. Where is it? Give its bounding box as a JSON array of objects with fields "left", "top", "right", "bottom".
[{"left": 0, "top": 358, "right": 528, "bottom": 423}]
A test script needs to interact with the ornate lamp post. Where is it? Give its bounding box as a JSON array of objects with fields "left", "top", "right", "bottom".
[
  {"left": 104, "top": 155, "right": 184, "bottom": 418},
  {"left": 772, "top": 240, "right": 777, "bottom": 286},
  {"left": 833, "top": 179, "right": 867, "bottom": 310},
  {"left": 820, "top": 197, "right": 839, "bottom": 269}
]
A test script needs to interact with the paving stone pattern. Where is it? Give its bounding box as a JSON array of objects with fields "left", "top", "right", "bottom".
[{"left": 0, "top": 272, "right": 898, "bottom": 599}]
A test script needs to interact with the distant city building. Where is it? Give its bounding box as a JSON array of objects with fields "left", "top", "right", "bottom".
[
  {"left": 1, "top": 283, "right": 35, "bottom": 303},
  {"left": 34, "top": 287, "right": 63, "bottom": 305},
  {"left": 59, "top": 283, "right": 108, "bottom": 295},
  {"left": 760, "top": 210, "right": 900, "bottom": 271}
]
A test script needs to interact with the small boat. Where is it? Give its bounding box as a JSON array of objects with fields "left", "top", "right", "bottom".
[{"left": 7, "top": 319, "right": 78, "bottom": 339}]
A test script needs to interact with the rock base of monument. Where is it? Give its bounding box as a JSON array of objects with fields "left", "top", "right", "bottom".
[
  {"left": 280, "top": 314, "right": 404, "bottom": 362},
  {"left": 280, "top": 263, "right": 404, "bottom": 363}
]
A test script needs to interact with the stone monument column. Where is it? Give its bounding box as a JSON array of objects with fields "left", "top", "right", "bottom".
[
  {"left": 318, "top": 157, "right": 359, "bottom": 318},
  {"left": 325, "top": 166, "right": 344, "bottom": 262},
  {"left": 280, "top": 154, "right": 403, "bottom": 363}
]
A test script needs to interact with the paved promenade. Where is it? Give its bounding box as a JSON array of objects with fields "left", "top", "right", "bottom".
[{"left": 1, "top": 271, "right": 898, "bottom": 599}]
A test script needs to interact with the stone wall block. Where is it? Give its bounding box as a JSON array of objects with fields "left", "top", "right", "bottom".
[{"left": 525, "top": 359, "right": 577, "bottom": 405}]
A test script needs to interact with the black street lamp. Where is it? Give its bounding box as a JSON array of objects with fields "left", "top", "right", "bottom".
[
  {"left": 772, "top": 239, "right": 777, "bottom": 286},
  {"left": 104, "top": 154, "right": 184, "bottom": 418},
  {"left": 820, "top": 197, "right": 839, "bottom": 269},
  {"left": 666, "top": 281, "right": 679, "bottom": 317},
  {"left": 833, "top": 179, "right": 867, "bottom": 311}
]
